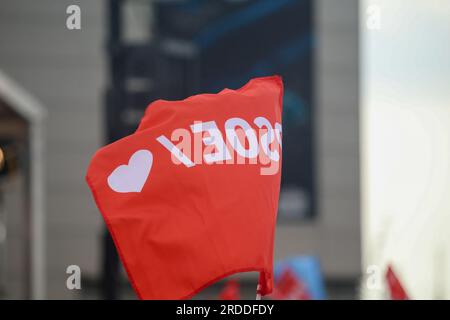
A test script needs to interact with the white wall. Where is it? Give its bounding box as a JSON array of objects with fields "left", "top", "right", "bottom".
[{"left": 361, "top": 0, "right": 450, "bottom": 299}]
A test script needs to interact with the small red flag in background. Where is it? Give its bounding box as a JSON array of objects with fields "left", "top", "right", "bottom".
[
  {"left": 271, "top": 268, "right": 311, "bottom": 300},
  {"left": 386, "top": 265, "right": 409, "bottom": 300},
  {"left": 86, "top": 76, "right": 283, "bottom": 299},
  {"left": 218, "top": 279, "right": 241, "bottom": 300}
]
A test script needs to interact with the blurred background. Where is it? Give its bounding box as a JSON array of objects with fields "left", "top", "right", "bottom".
[{"left": 0, "top": 0, "right": 448, "bottom": 299}]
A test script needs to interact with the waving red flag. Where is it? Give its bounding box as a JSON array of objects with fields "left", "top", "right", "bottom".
[
  {"left": 218, "top": 279, "right": 241, "bottom": 300},
  {"left": 86, "top": 76, "right": 283, "bottom": 299},
  {"left": 386, "top": 265, "right": 409, "bottom": 300},
  {"left": 271, "top": 269, "right": 311, "bottom": 300}
]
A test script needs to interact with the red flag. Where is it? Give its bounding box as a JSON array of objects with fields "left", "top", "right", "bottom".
[
  {"left": 218, "top": 279, "right": 241, "bottom": 300},
  {"left": 386, "top": 265, "right": 409, "bottom": 300},
  {"left": 86, "top": 76, "right": 283, "bottom": 299},
  {"left": 271, "top": 268, "right": 311, "bottom": 300}
]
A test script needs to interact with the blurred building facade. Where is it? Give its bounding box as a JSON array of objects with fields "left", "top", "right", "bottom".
[
  {"left": 0, "top": 0, "right": 360, "bottom": 299},
  {"left": 0, "top": 0, "right": 105, "bottom": 299}
]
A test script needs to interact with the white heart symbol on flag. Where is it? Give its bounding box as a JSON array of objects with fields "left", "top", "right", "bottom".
[{"left": 107, "top": 149, "right": 153, "bottom": 193}]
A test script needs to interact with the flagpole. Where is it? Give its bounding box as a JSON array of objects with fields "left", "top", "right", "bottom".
[{"left": 256, "top": 284, "right": 261, "bottom": 300}]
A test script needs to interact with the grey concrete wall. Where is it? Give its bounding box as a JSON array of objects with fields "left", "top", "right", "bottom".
[
  {"left": 274, "top": 0, "right": 361, "bottom": 280},
  {"left": 0, "top": 0, "right": 105, "bottom": 299}
]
